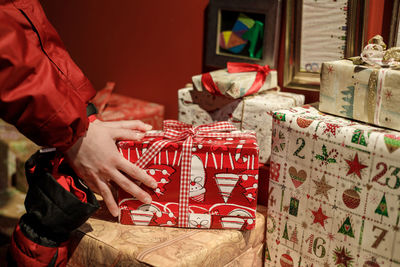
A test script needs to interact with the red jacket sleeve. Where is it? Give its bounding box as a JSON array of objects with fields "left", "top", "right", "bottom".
[{"left": 0, "top": 0, "right": 96, "bottom": 151}]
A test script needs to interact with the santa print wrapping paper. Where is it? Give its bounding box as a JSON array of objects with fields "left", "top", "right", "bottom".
[
  {"left": 92, "top": 82, "right": 165, "bottom": 129},
  {"left": 265, "top": 106, "right": 400, "bottom": 266},
  {"left": 178, "top": 87, "right": 305, "bottom": 163},
  {"left": 320, "top": 59, "right": 400, "bottom": 131},
  {"left": 117, "top": 121, "right": 259, "bottom": 230}
]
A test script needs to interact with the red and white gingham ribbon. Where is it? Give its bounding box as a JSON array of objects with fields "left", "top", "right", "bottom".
[{"left": 135, "top": 120, "right": 248, "bottom": 227}]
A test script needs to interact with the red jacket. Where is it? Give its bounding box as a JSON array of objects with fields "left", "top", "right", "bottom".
[
  {"left": 0, "top": 0, "right": 95, "bottom": 151},
  {"left": 1, "top": 1, "right": 98, "bottom": 266}
]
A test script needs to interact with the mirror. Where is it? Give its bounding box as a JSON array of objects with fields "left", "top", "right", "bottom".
[
  {"left": 284, "top": 0, "right": 367, "bottom": 91},
  {"left": 390, "top": 0, "right": 400, "bottom": 47}
]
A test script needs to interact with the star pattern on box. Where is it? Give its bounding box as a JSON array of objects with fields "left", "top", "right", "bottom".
[
  {"left": 384, "top": 89, "right": 393, "bottom": 101},
  {"left": 313, "top": 175, "right": 334, "bottom": 200},
  {"left": 327, "top": 64, "right": 334, "bottom": 74},
  {"left": 345, "top": 153, "right": 367, "bottom": 179},
  {"left": 333, "top": 246, "right": 354, "bottom": 267},
  {"left": 265, "top": 106, "right": 400, "bottom": 267},
  {"left": 272, "top": 128, "right": 286, "bottom": 153},
  {"left": 310, "top": 205, "right": 329, "bottom": 229}
]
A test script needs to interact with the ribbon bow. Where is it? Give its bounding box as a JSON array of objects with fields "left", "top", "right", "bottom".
[
  {"left": 201, "top": 62, "right": 274, "bottom": 97},
  {"left": 163, "top": 120, "right": 237, "bottom": 140},
  {"left": 347, "top": 35, "right": 400, "bottom": 126},
  {"left": 134, "top": 120, "right": 240, "bottom": 227},
  {"left": 357, "top": 35, "right": 400, "bottom": 69}
]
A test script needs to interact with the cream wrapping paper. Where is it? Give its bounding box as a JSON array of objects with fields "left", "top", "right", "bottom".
[
  {"left": 192, "top": 68, "right": 277, "bottom": 99},
  {"left": 0, "top": 188, "right": 26, "bottom": 263},
  {"left": 265, "top": 106, "right": 400, "bottom": 266},
  {"left": 178, "top": 87, "right": 305, "bottom": 163},
  {"left": 67, "top": 202, "right": 266, "bottom": 267},
  {"left": 224, "top": 243, "right": 264, "bottom": 267},
  {"left": 0, "top": 120, "right": 38, "bottom": 192},
  {"left": 320, "top": 59, "right": 400, "bottom": 131}
]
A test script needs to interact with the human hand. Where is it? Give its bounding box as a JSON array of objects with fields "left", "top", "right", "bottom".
[{"left": 64, "top": 119, "right": 157, "bottom": 217}]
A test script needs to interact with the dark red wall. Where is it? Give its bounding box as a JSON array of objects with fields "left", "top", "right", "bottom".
[
  {"left": 40, "top": 0, "right": 209, "bottom": 120},
  {"left": 41, "top": 0, "right": 390, "bottom": 120}
]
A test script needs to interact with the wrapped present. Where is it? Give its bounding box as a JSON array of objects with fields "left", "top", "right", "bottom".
[
  {"left": 192, "top": 62, "right": 278, "bottom": 99},
  {"left": 0, "top": 120, "right": 38, "bottom": 192},
  {"left": 265, "top": 105, "right": 400, "bottom": 266},
  {"left": 117, "top": 120, "right": 259, "bottom": 230},
  {"left": 0, "top": 188, "right": 26, "bottom": 263},
  {"left": 92, "top": 82, "right": 165, "bottom": 129},
  {"left": 224, "top": 243, "right": 264, "bottom": 267},
  {"left": 320, "top": 36, "right": 400, "bottom": 131},
  {"left": 178, "top": 87, "right": 305, "bottom": 163},
  {"left": 68, "top": 201, "right": 266, "bottom": 266},
  {"left": 0, "top": 188, "right": 25, "bottom": 237}
]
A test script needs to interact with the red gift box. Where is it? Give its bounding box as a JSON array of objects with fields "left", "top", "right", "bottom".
[
  {"left": 117, "top": 120, "right": 259, "bottom": 230},
  {"left": 92, "top": 82, "right": 165, "bottom": 129}
]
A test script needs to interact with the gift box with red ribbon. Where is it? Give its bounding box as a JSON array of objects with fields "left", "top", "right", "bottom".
[
  {"left": 178, "top": 87, "right": 304, "bottom": 163},
  {"left": 92, "top": 82, "right": 165, "bottom": 129},
  {"left": 117, "top": 120, "right": 259, "bottom": 230},
  {"left": 192, "top": 62, "right": 278, "bottom": 99}
]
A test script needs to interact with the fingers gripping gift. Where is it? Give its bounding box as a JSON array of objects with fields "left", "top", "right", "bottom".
[{"left": 117, "top": 120, "right": 259, "bottom": 230}]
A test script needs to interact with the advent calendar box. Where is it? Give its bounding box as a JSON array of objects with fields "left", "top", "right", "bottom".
[
  {"left": 117, "top": 121, "right": 259, "bottom": 230},
  {"left": 265, "top": 106, "right": 400, "bottom": 266}
]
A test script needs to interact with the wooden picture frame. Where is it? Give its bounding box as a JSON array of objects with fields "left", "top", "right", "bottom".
[
  {"left": 389, "top": 0, "right": 400, "bottom": 48},
  {"left": 205, "top": 0, "right": 282, "bottom": 69},
  {"left": 284, "top": 0, "right": 368, "bottom": 91}
]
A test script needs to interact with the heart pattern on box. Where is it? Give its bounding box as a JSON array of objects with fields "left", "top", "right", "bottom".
[{"left": 288, "top": 166, "right": 307, "bottom": 188}]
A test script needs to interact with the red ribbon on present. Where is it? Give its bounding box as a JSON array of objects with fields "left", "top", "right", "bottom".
[
  {"left": 201, "top": 62, "right": 274, "bottom": 97},
  {"left": 134, "top": 120, "right": 253, "bottom": 227}
]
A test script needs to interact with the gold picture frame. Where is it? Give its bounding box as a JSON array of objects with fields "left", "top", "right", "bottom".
[
  {"left": 389, "top": 0, "right": 400, "bottom": 48},
  {"left": 284, "top": 0, "right": 368, "bottom": 91}
]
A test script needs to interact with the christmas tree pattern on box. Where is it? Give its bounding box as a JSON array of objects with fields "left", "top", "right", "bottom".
[
  {"left": 320, "top": 59, "right": 400, "bottom": 131},
  {"left": 265, "top": 105, "right": 400, "bottom": 267},
  {"left": 117, "top": 125, "right": 259, "bottom": 230}
]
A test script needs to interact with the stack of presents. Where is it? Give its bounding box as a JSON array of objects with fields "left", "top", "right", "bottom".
[{"left": 1, "top": 36, "right": 400, "bottom": 267}]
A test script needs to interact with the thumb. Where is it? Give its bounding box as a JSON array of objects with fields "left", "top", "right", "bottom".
[
  {"left": 105, "top": 120, "right": 152, "bottom": 131},
  {"left": 111, "top": 128, "right": 146, "bottom": 141}
]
